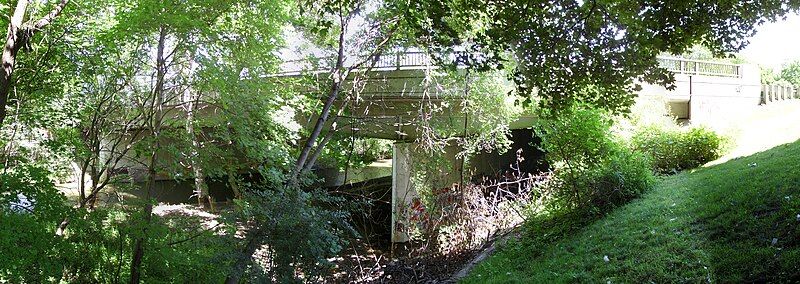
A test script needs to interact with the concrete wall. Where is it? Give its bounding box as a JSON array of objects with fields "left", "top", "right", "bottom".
[
  {"left": 688, "top": 65, "right": 761, "bottom": 125},
  {"left": 637, "top": 64, "right": 761, "bottom": 125}
]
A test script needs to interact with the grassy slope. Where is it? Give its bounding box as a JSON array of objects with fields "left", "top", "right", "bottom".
[{"left": 465, "top": 130, "right": 800, "bottom": 282}]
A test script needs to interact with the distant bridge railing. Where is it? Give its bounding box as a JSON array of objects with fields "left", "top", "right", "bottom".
[
  {"left": 277, "top": 51, "right": 454, "bottom": 75},
  {"left": 761, "top": 84, "right": 799, "bottom": 105},
  {"left": 656, "top": 57, "right": 741, "bottom": 77},
  {"left": 279, "top": 52, "right": 743, "bottom": 78}
]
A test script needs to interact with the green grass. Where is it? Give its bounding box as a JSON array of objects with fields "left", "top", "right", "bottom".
[{"left": 465, "top": 140, "right": 800, "bottom": 283}]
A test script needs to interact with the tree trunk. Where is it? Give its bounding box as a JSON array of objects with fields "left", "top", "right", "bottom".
[
  {"left": 0, "top": 0, "right": 29, "bottom": 127},
  {"left": 290, "top": 21, "right": 348, "bottom": 185},
  {"left": 301, "top": 99, "right": 349, "bottom": 174},
  {"left": 185, "top": 90, "right": 210, "bottom": 209},
  {"left": 225, "top": 10, "right": 397, "bottom": 281},
  {"left": 227, "top": 167, "right": 241, "bottom": 199},
  {"left": 0, "top": 0, "right": 69, "bottom": 127},
  {"left": 129, "top": 25, "right": 167, "bottom": 284}
]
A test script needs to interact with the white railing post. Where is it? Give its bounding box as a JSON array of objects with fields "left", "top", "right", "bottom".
[
  {"left": 772, "top": 85, "right": 777, "bottom": 102},
  {"left": 784, "top": 86, "right": 788, "bottom": 100},
  {"left": 396, "top": 52, "right": 402, "bottom": 70},
  {"left": 782, "top": 86, "right": 786, "bottom": 100},
  {"left": 766, "top": 85, "right": 770, "bottom": 103}
]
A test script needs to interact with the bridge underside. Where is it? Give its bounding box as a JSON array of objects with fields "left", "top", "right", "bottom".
[{"left": 296, "top": 69, "right": 537, "bottom": 140}]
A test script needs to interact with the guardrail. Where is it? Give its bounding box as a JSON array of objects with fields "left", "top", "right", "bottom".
[
  {"left": 656, "top": 57, "right": 741, "bottom": 77},
  {"left": 279, "top": 52, "right": 743, "bottom": 78},
  {"left": 277, "top": 51, "right": 452, "bottom": 75},
  {"left": 761, "top": 84, "right": 798, "bottom": 105}
]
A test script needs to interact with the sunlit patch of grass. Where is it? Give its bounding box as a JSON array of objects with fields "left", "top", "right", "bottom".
[{"left": 465, "top": 139, "right": 800, "bottom": 283}]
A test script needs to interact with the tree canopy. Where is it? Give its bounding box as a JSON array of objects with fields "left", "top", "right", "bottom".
[{"left": 393, "top": 0, "right": 797, "bottom": 113}]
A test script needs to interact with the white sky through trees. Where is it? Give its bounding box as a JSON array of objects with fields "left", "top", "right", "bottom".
[{"left": 740, "top": 12, "right": 800, "bottom": 71}]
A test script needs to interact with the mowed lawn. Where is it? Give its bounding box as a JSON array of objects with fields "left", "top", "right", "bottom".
[{"left": 465, "top": 105, "right": 800, "bottom": 283}]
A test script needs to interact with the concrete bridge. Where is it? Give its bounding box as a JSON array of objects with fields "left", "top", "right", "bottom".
[
  {"left": 289, "top": 53, "right": 760, "bottom": 139},
  {"left": 285, "top": 52, "right": 761, "bottom": 242}
]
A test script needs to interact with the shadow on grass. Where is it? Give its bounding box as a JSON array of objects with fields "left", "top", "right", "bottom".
[{"left": 464, "top": 139, "right": 800, "bottom": 283}]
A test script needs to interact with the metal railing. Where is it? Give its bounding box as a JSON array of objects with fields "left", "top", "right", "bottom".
[{"left": 279, "top": 52, "right": 743, "bottom": 78}]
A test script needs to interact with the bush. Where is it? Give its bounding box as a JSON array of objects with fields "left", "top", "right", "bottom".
[
  {"left": 235, "top": 185, "right": 353, "bottom": 282},
  {"left": 537, "top": 105, "right": 655, "bottom": 214},
  {"left": 0, "top": 166, "right": 71, "bottom": 282},
  {"left": 545, "top": 146, "right": 655, "bottom": 214},
  {"left": 583, "top": 147, "right": 655, "bottom": 212},
  {"left": 632, "top": 125, "right": 724, "bottom": 173}
]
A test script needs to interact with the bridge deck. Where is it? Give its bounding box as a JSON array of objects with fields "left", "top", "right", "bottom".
[{"left": 282, "top": 52, "right": 753, "bottom": 139}]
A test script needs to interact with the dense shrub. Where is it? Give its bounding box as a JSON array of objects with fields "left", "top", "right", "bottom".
[
  {"left": 537, "top": 105, "right": 655, "bottom": 214},
  {"left": 545, "top": 146, "right": 655, "bottom": 214},
  {"left": 236, "top": 185, "right": 353, "bottom": 282},
  {"left": 583, "top": 147, "right": 655, "bottom": 212},
  {"left": 632, "top": 125, "right": 724, "bottom": 173},
  {"left": 0, "top": 166, "right": 70, "bottom": 282}
]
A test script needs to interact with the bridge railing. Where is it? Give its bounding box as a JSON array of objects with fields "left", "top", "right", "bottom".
[
  {"left": 656, "top": 57, "right": 741, "bottom": 77},
  {"left": 761, "top": 84, "right": 798, "bottom": 105},
  {"left": 277, "top": 51, "right": 454, "bottom": 75},
  {"left": 279, "top": 52, "right": 743, "bottom": 78}
]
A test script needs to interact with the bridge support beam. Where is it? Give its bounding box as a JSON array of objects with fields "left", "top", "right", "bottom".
[{"left": 391, "top": 142, "right": 463, "bottom": 243}]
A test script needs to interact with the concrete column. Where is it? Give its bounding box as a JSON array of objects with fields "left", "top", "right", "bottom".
[
  {"left": 391, "top": 142, "right": 464, "bottom": 243},
  {"left": 391, "top": 143, "right": 416, "bottom": 243}
]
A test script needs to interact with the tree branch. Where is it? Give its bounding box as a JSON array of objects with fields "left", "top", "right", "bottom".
[{"left": 31, "top": 0, "right": 70, "bottom": 31}]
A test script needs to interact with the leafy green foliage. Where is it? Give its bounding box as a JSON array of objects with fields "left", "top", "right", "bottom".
[
  {"left": 235, "top": 185, "right": 353, "bottom": 282},
  {"left": 455, "top": 70, "right": 522, "bottom": 154},
  {"left": 394, "top": 0, "right": 795, "bottom": 113},
  {"left": 544, "top": 144, "right": 656, "bottom": 214},
  {"left": 537, "top": 105, "right": 655, "bottom": 213},
  {"left": 537, "top": 106, "right": 615, "bottom": 168},
  {"left": 318, "top": 137, "right": 392, "bottom": 170},
  {"left": 779, "top": 60, "right": 800, "bottom": 86},
  {"left": 632, "top": 125, "right": 725, "bottom": 173},
  {"left": 0, "top": 166, "right": 237, "bottom": 283},
  {"left": 578, "top": 146, "right": 655, "bottom": 213},
  {"left": 0, "top": 166, "right": 69, "bottom": 282},
  {"left": 761, "top": 66, "right": 781, "bottom": 85}
]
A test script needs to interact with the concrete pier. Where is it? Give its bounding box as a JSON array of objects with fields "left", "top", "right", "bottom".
[{"left": 391, "top": 142, "right": 463, "bottom": 242}]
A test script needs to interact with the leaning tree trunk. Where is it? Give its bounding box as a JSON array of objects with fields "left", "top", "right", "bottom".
[
  {"left": 0, "top": 0, "right": 29, "bottom": 127},
  {"left": 225, "top": 10, "right": 399, "bottom": 282},
  {"left": 0, "top": 0, "right": 69, "bottom": 127},
  {"left": 289, "top": 39, "right": 346, "bottom": 184}
]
